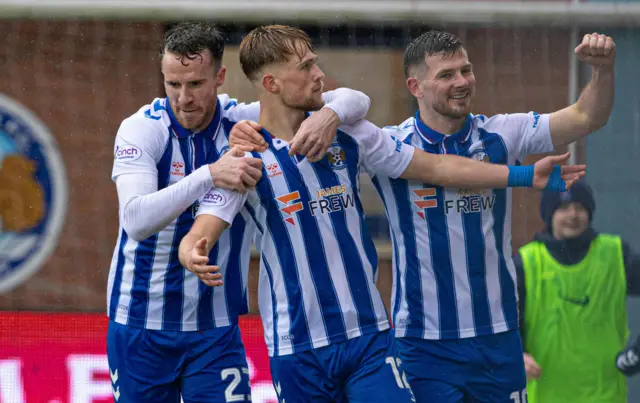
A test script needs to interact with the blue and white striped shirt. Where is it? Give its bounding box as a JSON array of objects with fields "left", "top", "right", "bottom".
[
  {"left": 107, "top": 95, "right": 259, "bottom": 331},
  {"left": 374, "top": 111, "right": 554, "bottom": 340},
  {"left": 197, "top": 119, "right": 414, "bottom": 356}
]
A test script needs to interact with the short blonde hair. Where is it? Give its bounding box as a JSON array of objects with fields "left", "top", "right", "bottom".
[{"left": 239, "top": 25, "right": 313, "bottom": 81}]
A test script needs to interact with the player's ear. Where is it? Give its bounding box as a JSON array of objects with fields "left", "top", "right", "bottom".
[
  {"left": 261, "top": 74, "right": 279, "bottom": 94},
  {"left": 406, "top": 76, "right": 422, "bottom": 99},
  {"left": 215, "top": 66, "right": 227, "bottom": 87}
]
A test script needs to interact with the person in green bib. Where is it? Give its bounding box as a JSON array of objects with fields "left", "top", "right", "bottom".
[{"left": 514, "top": 179, "right": 640, "bottom": 402}]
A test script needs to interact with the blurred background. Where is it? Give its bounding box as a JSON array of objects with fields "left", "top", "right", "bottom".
[{"left": 0, "top": 0, "right": 639, "bottom": 401}]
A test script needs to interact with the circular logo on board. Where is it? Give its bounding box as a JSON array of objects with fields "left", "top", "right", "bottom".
[{"left": 0, "top": 94, "right": 68, "bottom": 292}]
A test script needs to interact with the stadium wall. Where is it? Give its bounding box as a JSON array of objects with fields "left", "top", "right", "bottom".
[{"left": 0, "top": 20, "right": 574, "bottom": 313}]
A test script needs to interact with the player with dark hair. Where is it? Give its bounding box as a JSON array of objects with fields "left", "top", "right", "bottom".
[
  {"left": 230, "top": 28, "right": 614, "bottom": 402},
  {"left": 106, "top": 21, "right": 373, "bottom": 402},
  {"left": 382, "top": 30, "right": 615, "bottom": 403},
  {"left": 182, "top": 24, "right": 585, "bottom": 403}
]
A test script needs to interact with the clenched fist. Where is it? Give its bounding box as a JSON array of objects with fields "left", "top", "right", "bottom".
[
  {"left": 0, "top": 155, "right": 45, "bottom": 232},
  {"left": 208, "top": 146, "right": 263, "bottom": 193},
  {"left": 575, "top": 33, "right": 616, "bottom": 67}
]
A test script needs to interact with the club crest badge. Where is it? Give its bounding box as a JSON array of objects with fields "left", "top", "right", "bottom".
[{"left": 0, "top": 94, "right": 68, "bottom": 292}]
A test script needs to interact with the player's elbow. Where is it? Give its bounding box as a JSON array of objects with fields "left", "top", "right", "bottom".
[
  {"left": 574, "top": 104, "right": 609, "bottom": 135},
  {"left": 588, "top": 113, "right": 610, "bottom": 132},
  {"left": 122, "top": 220, "right": 154, "bottom": 242},
  {"left": 354, "top": 89, "right": 371, "bottom": 113},
  {"left": 336, "top": 87, "right": 371, "bottom": 115},
  {"left": 577, "top": 110, "right": 607, "bottom": 135},
  {"left": 120, "top": 200, "right": 157, "bottom": 242}
]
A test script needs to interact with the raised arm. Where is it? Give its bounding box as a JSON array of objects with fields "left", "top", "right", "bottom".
[{"left": 549, "top": 33, "right": 615, "bottom": 148}]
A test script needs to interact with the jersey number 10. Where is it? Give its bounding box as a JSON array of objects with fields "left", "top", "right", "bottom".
[{"left": 510, "top": 389, "right": 527, "bottom": 403}]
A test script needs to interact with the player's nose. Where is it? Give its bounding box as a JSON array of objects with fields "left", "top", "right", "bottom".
[
  {"left": 178, "top": 88, "right": 194, "bottom": 105},
  {"left": 312, "top": 64, "right": 325, "bottom": 82},
  {"left": 452, "top": 72, "right": 470, "bottom": 88}
]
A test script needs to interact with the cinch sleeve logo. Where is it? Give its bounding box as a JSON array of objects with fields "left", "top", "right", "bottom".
[
  {"left": 202, "top": 190, "right": 227, "bottom": 206},
  {"left": 413, "top": 188, "right": 438, "bottom": 220},
  {"left": 114, "top": 144, "right": 142, "bottom": 162},
  {"left": 276, "top": 191, "right": 304, "bottom": 226}
]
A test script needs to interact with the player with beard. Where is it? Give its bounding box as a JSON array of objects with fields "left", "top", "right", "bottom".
[
  {"left": 377, "top": 31, "right": 615, "bottom": 403},
  {"left": 228, "top": 29, "right": 614, "bottom": 402},
  {"left": 106, "top": 21, "right": 375, "bottom": 402},
  {"left": 178, "top": 25, "right": 585, "bottom": 402}
]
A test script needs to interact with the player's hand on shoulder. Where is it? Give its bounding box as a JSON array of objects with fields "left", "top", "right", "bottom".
[
  {"left": 575, "top": 33, "right": 615, "bottom": 67},
  {"left": 229, "top": 120, "right": 267, "bottom": 152},
  {"left": 532, "top": 152, "right": 586, "bottom": 191},
  {"left": 186, "top": 237, "right": 223, "bottom": 287},
  {"left": 523, "top": 353, "right": 542, "bottom": 380},
  {"left": 290, "top": 108, "right": 340, "bottom": 163},
  {"left": 209, "top": 146, "right": 263, "bottom": 193}
]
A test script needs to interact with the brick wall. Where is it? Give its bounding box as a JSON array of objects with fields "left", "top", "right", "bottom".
[
  {"left": 0, "top": 21, "right": 574, "bottom": 314},
  {"left": 0, "top": 20, "right": 165, "bottom": 310}
]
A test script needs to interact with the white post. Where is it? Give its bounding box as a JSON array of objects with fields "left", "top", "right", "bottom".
[{"left": 567, "top": 0, "right": 580, "bottom": 165}]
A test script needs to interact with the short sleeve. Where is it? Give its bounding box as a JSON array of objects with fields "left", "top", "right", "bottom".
[
  {"left": 342, "top": 120, "right": 414, "bottom": 179},
  {"left": 485, "top": 112, "right": 553, "bottom": 161},
  {"left": 112, "top": 116, "right": 166, "bottom": 180},
  {"left": 196, "top": 187, "right": 248, "bottom": 226}
]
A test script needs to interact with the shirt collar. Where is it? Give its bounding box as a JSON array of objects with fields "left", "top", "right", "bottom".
[
  {"left": 260, "top": 128, "right": 308, "bottom": 164},
  {"left": 414, "top": 110, "right": 472, "bottom": 145},
  {"left": 167, "top": 98, "right": 222, "bottom": 139},
  {"left": 259, "top": 128, "right": 289, "bottom": 151},
  {"left": 260, "top": 112, "right": 311, "bottom": 152}
]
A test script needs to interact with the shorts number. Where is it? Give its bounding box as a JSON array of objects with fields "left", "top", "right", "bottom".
[
  {"left": 221, "top": 367, "right": 250, "bottom": 402},
  {"left": 385, "top": 357, "right": 412, "bottom": 389},
  {"left": 510, "top": 389, "right": 527, "bottom": 403}
]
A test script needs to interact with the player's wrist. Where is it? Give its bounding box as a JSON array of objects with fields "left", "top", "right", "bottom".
[
  {"left": 590, "top": 64, "right": 615, "bottom": 80},
  {"left": 320, "top": 105, "right": 343, "bottom": 126},
  {"left": 206, "top": 164, "right": 222, "bottom": 187},
  {"left": 507, "top": 165, "right": 534, "bottom": 188}
]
